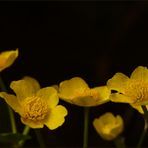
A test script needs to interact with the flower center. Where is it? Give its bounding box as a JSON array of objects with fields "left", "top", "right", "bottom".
[
  {"left": 23, "top": 96, "right": 48, "bottom": 121},
  {"left": 125, "top": 80, "right": 148, "bottom": 104},
  {"left": 72, "top": 88, "right": 99, "bottom": 102},
  {"left": 73, "top": 88, "right": 90, "bottom": 99}
]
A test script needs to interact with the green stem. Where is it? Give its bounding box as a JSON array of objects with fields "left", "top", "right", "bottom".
[
  {"left": 34, "top": 129, "right": 46, "bottom": 148},
  {"left": 0, "top": 75, "right": 17, "bottom": 133},
  {"left": 83, "top": 107, "right": 90, "bottom": 148},
  {"left": 18, "top": 126, "right": 30, "bottom": 147},
  {"left": 22, "top": 126, "right": 30, "bottom": 135},
  {"left": 8, "top": 106, "right": 17, "bottom": 133},
  {"left": 136, "top": 105, "right": 148, "bottom": 148},
  {"left": 114, "top": 137, "right": 126, "bottom": 148}
]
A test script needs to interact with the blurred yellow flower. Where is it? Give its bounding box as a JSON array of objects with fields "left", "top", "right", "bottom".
[
  {"left": 58, "top": 77, "right": 110, "bottom": 107},
  {"left": 107, "top": 66, "right": 148, "bottom": 105},
  {"left": 0, "top": 76, "right": 67, "bottom": 130},
  {"left": 93, "top": 112, "right": 124, "bottom": 141},
  {"left": 0, "top": 49, "right": 18, "bottom": 72}
]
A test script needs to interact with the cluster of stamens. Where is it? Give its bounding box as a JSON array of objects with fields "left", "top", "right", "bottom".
[
  {"left": 23, "top": 96, "right": 48, "bottom": 121},
  {"left": 125, "top": 80, "right": 148, "bottom": 104}
]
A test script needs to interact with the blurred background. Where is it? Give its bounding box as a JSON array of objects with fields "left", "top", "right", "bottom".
[{"left": 0, "top": 1, "right": 148, "bottom": 147}]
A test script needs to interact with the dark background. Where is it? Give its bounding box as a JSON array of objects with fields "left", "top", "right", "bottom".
[{"left": 0, "top": 1, "right": 148, "bottom": 147}]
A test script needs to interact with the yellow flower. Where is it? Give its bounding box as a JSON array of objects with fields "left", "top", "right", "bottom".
[
  {"left": 0, "top": 49, "right": 18, "bottom": 72},
  {"left": 107, "top": 66, "right": 148, "bottom": 105},
  {"left": 58, "top": 77, "right": 110, "bottom": 107},
  {"left": 0, "top": 76, "right": 68, "bottom": 129},
  {"left": 93, "top": 112, "right": 124, "bottom": 141}
]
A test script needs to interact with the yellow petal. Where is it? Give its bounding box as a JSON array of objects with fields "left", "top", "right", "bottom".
[
  {"left": 36, "top": 87, "right": 59, "bottom": 108},
  {"left": 0, "top": 92, "right": 21, "bottom": 113},
  {"left": 58, "top": 77, "right": 89, "bottom": 100},
  {"left": 116, "top": 115, "right": 124, "bottom": 126},
  {"left": 51, "top": 84, "right": 59, "bottom": 91},
  {"left": 110, "top": 93, "right": 134, "bottom": 104},
  {"left": 102, "top": 113, "right": 115, "bottom": 124},
  {"left": 107, "top": 73, "right": 129, "bottom": 93},
  {"left": 111, "top": 115, "right": 124, "bottom": 134},
  {"left": 130, "top": 104, "right": 148, "bottom": 114},
  {"left": 72, "top": 86, "right": 110, "bottom": 107},
  {"left": 93, "top": 118, "right": 102, "bottom": 131},
  {"left": 10, "top": 76, "right": 40, "bottom": 101},
  {"left": 45, "top": 105, "right": 68, "bottom": 130},
  {"left": 72, "top": 96, "right": 99, "bottom": 107},
  {"left": 21, "top": 117, "right": 44, "bottom": 128},
  {"left": 96, "top": 112, "right": 115, "bottom": 125},
  {"left": 130, "top": 66, "right": 148, "bottom": 82},
  {"left": 23, "top": 76, "right": 40, "bottom": 91},
  {"left": 0, "top": 49, "right": 18, "bottom": 71},
  {"left": 90, "top": 86, "right": 111, "bottom": 104}
]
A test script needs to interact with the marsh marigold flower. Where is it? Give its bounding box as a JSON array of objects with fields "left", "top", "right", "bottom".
[
  {"left": 58, "top": 77, "right": 110, "bottom": 107},
  {"left": 93, "top": 112, "right": 124, "bottom": 141},
  {"left": 0, "top": 76, "right": 67, "bottom": 129},
  {"left": 107, "top": 66, "right": 148, "bottom": 106},
  {"left": 0, "top": 49, "right": 18, "bottom": 72}
]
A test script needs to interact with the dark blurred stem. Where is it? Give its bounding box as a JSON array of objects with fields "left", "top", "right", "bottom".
[
  {"left": 0, "top": 75, "right": 17, "bottom": 133},
  {"left": 137, "top": 105, "right": 148, "bottom": 148},
  {"left": 18, "top": 126, "right": 30, "bottom": 147},
  {"left": 8, "top": 106, "right": 17, "bottom": 133},
  {"left": 34, "top": 129, "right": 46, "bottom": 148},
  {"left": 83, "top": 107, "right": 89, "bottom": 148},
  {"left": 114, "top": 136, "right": 126, "bottom": 148}
]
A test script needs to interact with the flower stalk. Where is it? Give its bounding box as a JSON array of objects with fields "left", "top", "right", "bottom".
[
  {"left": 137, "top": 105, "right": 148, "bottom": 148},
  {"left": 114, "top": 136, "right": 126, "bottom": 148},
  {"left": 83, "top": 107, "right": 90, "bottom": 148},
  {"left": 18, "top": 126, "right": 30, "bottom": 147},
  {"left": 34, "top": 129, "right": 46, "bottom": 148},
  {"left": 0, "top": 75, "right": 17, "bottom": 133}
]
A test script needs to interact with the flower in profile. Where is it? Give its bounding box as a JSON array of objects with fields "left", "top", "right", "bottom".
[
  {"left": 58, "top": 77, "right": 111, "bottom": 107},
  {"left": 0, "top": 49, "right": 18, "bottom": 72},
  {"left": 93, "top": 112, "right": 124, "bottom": 141},
  {"left": 0, "top": 76, "right": 68, "bottom": 129},
  {"left": 107, "top": 66, "right": 148, "bottom": 105}
]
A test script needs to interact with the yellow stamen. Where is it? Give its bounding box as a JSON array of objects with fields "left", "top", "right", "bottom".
[
  {"left": 22, "top": 96, "right": 48, "bottom": 121},
  {"left": 125, "top": 80, "right": 148, "bottom": 103},
  {"left": 72, "top": 88, "right": 90, "bottom": 99}
]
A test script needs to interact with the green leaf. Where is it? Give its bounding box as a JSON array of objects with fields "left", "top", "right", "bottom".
[{"left": 0, "top": 133, "right": 31, "bottom": 143}]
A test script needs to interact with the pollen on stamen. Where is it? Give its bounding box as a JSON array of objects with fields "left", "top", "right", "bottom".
[
  {"left": 126, "top": 80, "right": 148, "bottom": 104},
  {"left": 90, "top": 90, "right": 99, "bottom": 100},
  {"left": 23, "top": 96, "right": 49, "bottom": 121}
]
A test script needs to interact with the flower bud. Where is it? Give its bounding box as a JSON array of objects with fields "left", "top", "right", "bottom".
[{"left": 93, "top": 112, "right": 124, "bottom": 141}]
